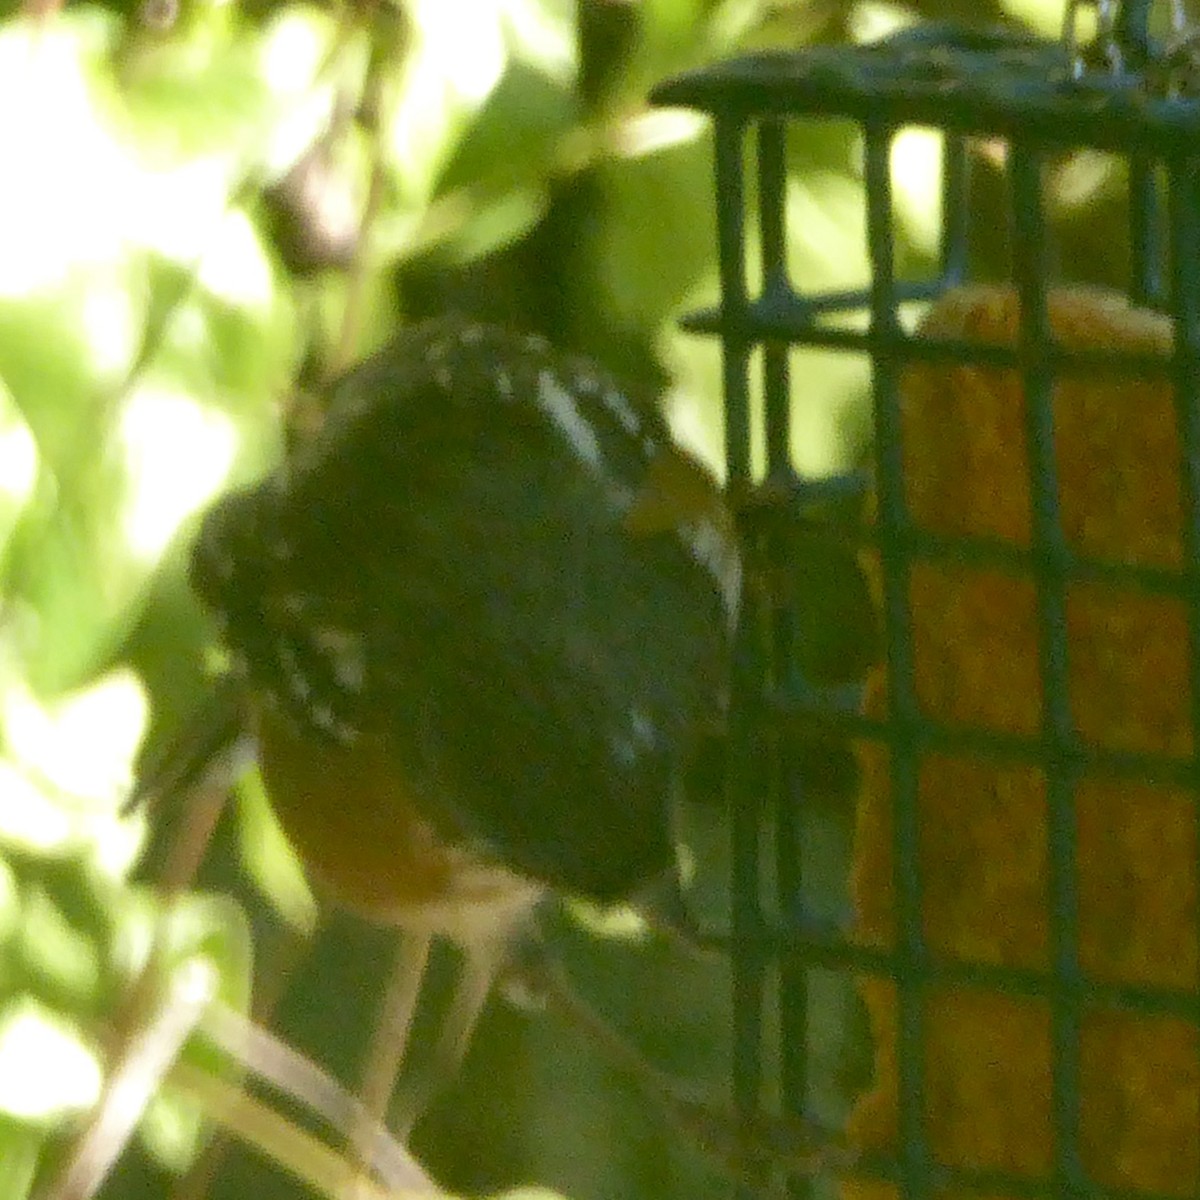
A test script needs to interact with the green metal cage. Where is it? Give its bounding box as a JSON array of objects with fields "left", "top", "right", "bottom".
[{"left": 654, "top": 4, "right": 1200, "bottom": 1199}]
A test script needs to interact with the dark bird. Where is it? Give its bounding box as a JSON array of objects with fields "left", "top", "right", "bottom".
[{"left": 183, "top": 315, "right": 741, "bottom": 1143}]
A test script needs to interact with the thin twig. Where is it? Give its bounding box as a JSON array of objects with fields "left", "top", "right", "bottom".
[
  {"left": 167, "top": 1058, "right": 446, "bottom": 1200},
  {"left": 167, "top": 921, "right": 318, "bottom": 1200},
  {"left": 38, "top": 959, "right": 220, "bottom": 1200}
]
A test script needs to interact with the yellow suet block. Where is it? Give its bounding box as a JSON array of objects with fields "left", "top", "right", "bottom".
[{"left": 848, "top": 285, "right": 1200, "bottom": 1199}]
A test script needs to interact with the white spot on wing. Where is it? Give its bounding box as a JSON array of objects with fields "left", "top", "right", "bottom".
[
  {"left": 630, "top": 707, "right": 656, "bottom": 746},
  {"left": 310, "top": 702, "right": 357, "bottom": 744},
  {"left": 495, "top": 369, "right": 513, "bottom": 399},
  {"left": 312, "top": 627, "right": 366, "bottom": 695},
  {"left": 277, "top": 641, "right": 311, "bottom": 703},
  {"left": 537, "top": 370, "right": 603, "bottom": 470},
  {"left": 269, "top": 634, "right": 360, "bottom": 743},
  {"left": 602, "top": 386, "right": 641, "bottom": 436},
  {"left": 612, "top": 707, "right": 658, "bottom": 768},
  {"left": 612, "top": 737, "right": 637, "bottom": 767}
]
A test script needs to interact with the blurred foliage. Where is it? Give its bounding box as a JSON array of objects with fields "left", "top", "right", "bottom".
[{"left": 0, "top": 0, "right": 1148, "bottom": 1196}]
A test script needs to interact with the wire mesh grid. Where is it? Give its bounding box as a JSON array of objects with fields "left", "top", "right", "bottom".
[{"left": 655, "top": 9, "right": 1200, "bottom": 1200}]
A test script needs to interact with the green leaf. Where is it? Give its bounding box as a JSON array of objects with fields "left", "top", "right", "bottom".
[
  {"left": 133, "top": 906, "right": 251, "bottom": 1171},
  {"left": 236, "top": 766, "right": 319, "bottom": 937},
  {"left": 0, "top": 997, "right": 102, "bottom": 1123},
  {"left": 0, "top": 1121, "right": 39, "bottom": 1200},
  {"left": 581, "top": 116, "right": 715, "bottom": 332},
  {"left": 386, "top": 0, "right": 511, "bottom": 207}
]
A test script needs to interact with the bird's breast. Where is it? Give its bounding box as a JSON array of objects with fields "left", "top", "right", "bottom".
[{"left": 254, "top": 704, "right": 545, "bottom": 944}]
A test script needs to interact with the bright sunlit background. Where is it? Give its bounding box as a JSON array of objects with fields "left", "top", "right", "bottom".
[{"left": 0, "top": 0, "right": 1165, "bottom": 1197}]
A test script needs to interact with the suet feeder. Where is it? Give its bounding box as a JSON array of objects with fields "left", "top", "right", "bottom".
[{"left": 655, "top": 4, "right": 1200, "bottom": 1197}]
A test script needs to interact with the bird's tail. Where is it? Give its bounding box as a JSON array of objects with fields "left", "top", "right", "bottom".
[{"left": 123, "top": 677, "right": 252, "bottom": 819}]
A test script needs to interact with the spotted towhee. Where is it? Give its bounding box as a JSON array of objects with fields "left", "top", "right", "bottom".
[{"left": 167, "top": 315, "right": 741, "bottom": 1150}]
